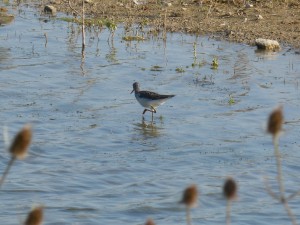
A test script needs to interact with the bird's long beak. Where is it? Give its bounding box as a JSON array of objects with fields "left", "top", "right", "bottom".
[{"left": 130, "top": 89, "right": 134, "bottom": 94}]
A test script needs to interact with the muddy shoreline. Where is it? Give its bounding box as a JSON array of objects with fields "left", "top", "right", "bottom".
[{"left": 50, "top": 0, "right": 299, "bottom": 49}]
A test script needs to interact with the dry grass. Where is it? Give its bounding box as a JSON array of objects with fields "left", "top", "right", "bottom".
[{"left": 51, "top": 0, "right": 300, "bottom": 48}]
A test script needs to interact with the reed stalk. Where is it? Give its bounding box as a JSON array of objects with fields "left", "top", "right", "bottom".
[
  {"left": 0, "top": 125, "right": 32, "bottom": 189},
  {"left": 266, "top": 106, "right": 298, "bottom": 225},
  {"left": 180, "top": 184, "right": 198, "bottom": 225},
  {"left": 223, "top": 177, "right": 237, "bottom": 225},
  {"left": 24, "top": 206, "right": 44, "bottom": 225},
  {"left": 226, "top": 200, "right": 231, "bottom": 225},
  {"left": 273, "top": 137, "right": 297, "bottom": 225},
  {"left": 0, "top": 157, "right": 15, "bottom": 188},
  {"left": 67, "top": 0, "right": 85, "bottom": 55}
]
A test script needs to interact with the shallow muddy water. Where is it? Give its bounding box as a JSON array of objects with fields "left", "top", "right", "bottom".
[{"left": 0, "top": 2, "right": 300, "bottom": 225}]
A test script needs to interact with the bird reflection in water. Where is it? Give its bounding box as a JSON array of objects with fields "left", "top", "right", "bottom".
[{"left": 133, "top": 117, "right": 163, "bottom": 138}]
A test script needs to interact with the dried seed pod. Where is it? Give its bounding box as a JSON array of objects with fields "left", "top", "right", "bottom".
[
  {"left": 24, "top": 206, "right": 43, "bottom": 225},
  {"left": 180, "top": 184, "right": 198, "bottom": 208},
  {"left": 9, "top": 124, "right": 32, "bottom": 160},
  {"left": 223, "top": 177, "right": 237, "bottom": 200},
  {"left": 267, "top": 106, "right": 283, "bottom": 137},
  {"left": 145, "top": 218, "right": 156, "bottom": 225}
]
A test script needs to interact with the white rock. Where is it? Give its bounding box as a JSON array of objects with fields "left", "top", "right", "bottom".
[
  {"left": 257, "top": 14, "right": 263, "bottom": 20},
  {"left": 245, "top": 3, "right": 253, "bottom": 8},
  {"left": 255, "top": 38, "right": 280, "bottom": 50},
  {"left": 133, "top": 0, "right": 147, "bottom": 5}
]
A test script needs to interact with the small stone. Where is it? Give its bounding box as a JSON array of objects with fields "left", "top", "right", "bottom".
[
  {"left": 255, "top": 38, "right": 280, "bottom": 50},
  {"left": 245, "top": 3, "right": 253, "bottom": 8},
  {"left": 257, "top": 14, "right": 263, "bottom": 20},
  {"left": 133, "top": 0, "right": 147, "bottom": 5},
  {"left": 44, "top": 5, "right": 57, "bottom": 16},
  {"left": 84, "top": 0, "right": 93, "bottom": 4},
  {"left": 164, "top": 2, "right": 172, "bottom": 7}
]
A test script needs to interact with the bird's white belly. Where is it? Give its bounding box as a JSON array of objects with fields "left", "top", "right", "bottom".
[{"left": 136, "top": 96, "right": 165, "bottom": 108}]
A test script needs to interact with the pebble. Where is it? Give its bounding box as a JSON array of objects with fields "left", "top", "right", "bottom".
[
  {"left": 44, "top": 5, "right": 57, "bottom": 16},
  {"left": 255, "top": 38, "right": 280, "bottom": 50}
]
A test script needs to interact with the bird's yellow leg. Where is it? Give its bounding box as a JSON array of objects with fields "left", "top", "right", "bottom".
[{"left": 151, "top": 106, "right": 156, "bottom": 113}]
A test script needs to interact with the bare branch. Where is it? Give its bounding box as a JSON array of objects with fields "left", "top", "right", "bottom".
[
  {"left": 287, "top": 190, "right": 300, "bottom": 202},
  {"left": 264, "top": 176, "right": 280, "bottom": 201}
]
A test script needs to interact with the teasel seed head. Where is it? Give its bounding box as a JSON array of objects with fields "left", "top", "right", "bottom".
[
  {"left": 267, "top": 106, "right": 283, "bottom": 137},
  {"left": 145, "top": 218, "right": 156, "bottom": 225},
  {"left": 24, "top": 206, "right": 43, "bottom": 225},
  {"left": 180, "top": 184, "right": 198, "bottom": 208},
  {"left": 9, "top": 124, "right": 32, "bottom": 160},
  {"left": 223, "top": 177, "right": 237, "bottom": 201}
]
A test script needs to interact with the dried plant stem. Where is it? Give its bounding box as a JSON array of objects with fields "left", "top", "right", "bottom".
[
  {"left": 0, "top": 156, "right": 16, "bottom": 188},
  {"left": 67, "top": 0, "right": 85, "bottom": 54},
  {"left": 226, "top": 200, "right": 232, "bottom": 225},
  {"left": 68, "top": 0, "right": 79, "bottom": 15},
  {"left": 206, "top": 3, "right": 213, "bottom": 18},
  {"left": 287, "top": 190, "right": 300, "bottom": 202},
  {"left": 273, "top": 137, "right": 285, "bottom": 197},
  {"left": 283, "top": 200, "right": 297, "bottom": 225},
  {"left": 163, "top": 8, "right": 167, "bottom": 41},
  {"left": 273, "top": 137, "right": 298, "bottom": 225},
  {"left": 264, "top": 177, "right": 280, "bottom": 201},
  {"left": 186, "top": 207, "right": 191, "bottom": 225}
]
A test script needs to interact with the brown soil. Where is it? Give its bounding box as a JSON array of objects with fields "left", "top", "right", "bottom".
[{"left": 52, "top": 0, "right": 300, "bottom": 49}]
